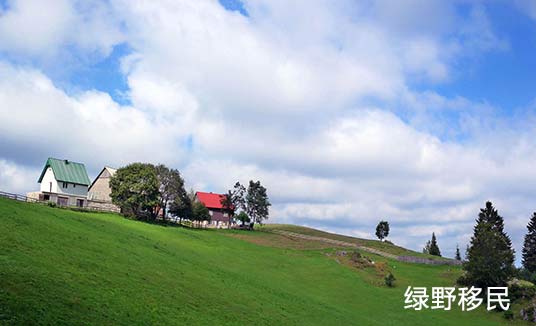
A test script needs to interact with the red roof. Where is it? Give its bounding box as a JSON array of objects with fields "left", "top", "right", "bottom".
[{"left": 196, "top": 191, "right": 226, "bottom": 209}]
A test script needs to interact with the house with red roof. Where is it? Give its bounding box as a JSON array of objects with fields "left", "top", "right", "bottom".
[{"left": 194, "top": 191, "right": 232, "bottom": 228}]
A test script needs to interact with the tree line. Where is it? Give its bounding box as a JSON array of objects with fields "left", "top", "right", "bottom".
[
  {"left": 108, "top": 162, "right": 270, "bottom": 227},
  {"left": 376, "top": 201, "right": 536, "bottom": 292}
]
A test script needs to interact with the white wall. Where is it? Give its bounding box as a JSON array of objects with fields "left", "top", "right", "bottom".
[
  {"left": 40, "top": 167, "right": 58, "bottom": 193},
  {"left": 39, "top": 167, "right": 88, "bottom": 196}
]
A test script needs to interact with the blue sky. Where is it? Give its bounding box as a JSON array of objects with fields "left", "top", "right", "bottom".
[{"left": 1, "top": 0, "right": 536, "bottom": 261}]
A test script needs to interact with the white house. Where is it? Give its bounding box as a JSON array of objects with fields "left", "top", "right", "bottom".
[{"left": 29, "top": 158, "right": 91, "bottom": 207}]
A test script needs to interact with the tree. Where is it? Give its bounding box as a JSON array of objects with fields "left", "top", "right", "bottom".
[
  {"left": 375, "top": 221, "right": 390, "bottom": 241},
  {"left": 233, "top": 182, "right": 246, "bottom": 211},
  {"left": 428, "top": 232, "right": 441, "bottom": 257},
  {"left": 109, "top": 163, "right": 159, "bottom": 220},
  {"left": 522, "top": 212, "right": 536, "bottom": 273},
  {"left": 168, "top": 188, "right": 193, "bottom": 225},
  {"left": 221, "top": 191, "right": 235, "bottom": 228},
  {"left": 423, "top": 240, "right": 431, "bottom": 254},
  {"left": 192, "top": 201, "right": 211, "bottom": 227},
  {"left": 155, "top": 164, "right": 187, "bottom": 220},
  {"left": 245, "top": 180, "right": 271, "bottom": 225},
  {"left": 455, "top": 244, "right": 461, "bottom": 261},
  {"left": 384, "top": 272, "right": 396, "bottom": 287},
  {"left": 236, "top": 211, "right": 250, "bottom": 226},
  {"left": 460, "top": 201, "right": 515, "bottom": 288},
  {"left": 221, "top": 182, "right": 247, "bottom": 228}
]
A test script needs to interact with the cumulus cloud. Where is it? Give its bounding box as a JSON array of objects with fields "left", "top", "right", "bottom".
[
  {"left": 0, "top": 0, "right": 533, "bottom": 260},
  {"left": 0, "top": 0, "right": 124, "bottom": 60}
]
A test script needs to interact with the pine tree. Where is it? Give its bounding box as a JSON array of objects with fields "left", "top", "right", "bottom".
[
  {"left": 428, "top": 232, "right": 441, "bottom": 257},
  {"left": 423, "top": 240, "right": 431, "bottom": 254},
  {"left": 522, "top": 212, "right": 536, "bottom": 272},
  {"left": 460, "top": 201, "right": 515, "bottom": 288},
  {"left": 455, "top": 244, "right": 461, "bottom": 261}
]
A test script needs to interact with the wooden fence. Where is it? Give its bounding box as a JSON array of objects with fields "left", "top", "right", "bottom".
[{"left": 0, "top": 190, "right": 119, "bottom": 213}]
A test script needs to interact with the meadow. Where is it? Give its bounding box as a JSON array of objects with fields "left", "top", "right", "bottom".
[{"left": 0, "top": 198, "right": 524, "bottom": 325}]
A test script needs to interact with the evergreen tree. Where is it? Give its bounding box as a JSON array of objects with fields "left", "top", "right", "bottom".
[
  {"left": 455, "top": 244, "right": 461, "bottom": 261},
  {"left": 522, "top": 212, "right": 536, "bottom": 272},
  {"left": 423, "top": 240, "right": 431, "bottom": 254},
  {"left": 428, "top": 232, "right": 441, "bottom": 257},
  {"left": 460, "top": 201, "right": 515, "bottom": 288}
]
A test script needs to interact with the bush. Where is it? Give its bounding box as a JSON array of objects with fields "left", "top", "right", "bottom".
[
  {"left": 503, "top": 310, "right": 514, "bottom": 320},
  {"left": 384, "top": 272, "right": 396, "bottom": 287},
  {"left": 509, "top": 279, "right": 536, "bottom": 302},
  {"left": 46, "top": 202, "right": 57, "bottom": 208}
]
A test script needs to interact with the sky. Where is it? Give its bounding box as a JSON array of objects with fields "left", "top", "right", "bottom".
[{"left": 1, "top": 0, "right": 536, "bottom": 261}]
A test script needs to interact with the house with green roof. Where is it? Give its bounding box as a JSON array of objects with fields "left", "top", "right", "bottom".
[{"left": 33, "top": 158, "right": 91, "bottom": 207}]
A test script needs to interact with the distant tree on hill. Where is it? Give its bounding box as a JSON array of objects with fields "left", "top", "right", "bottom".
[
  {"left": 522, "top": 212, "right": 536, "bottom": 273},
  {"left": 246, "top": 180, "right": 271, "bottom": 225},
  {"left": 110, "top": 163, "right": 159, "bottom": 220},
  {"left": 459, "top": 201, "right": 515, "bottom": 288},
  {"left": 455, "top": 244, "right": 461, "bottom": 261},
  {"left": 428, "top": 233, "right": 441, "bottom": 257},
  {"left": 221, "top": 182, "right": 247, "bottom": 228},
  {"left": 155, "top": 164, "right": 187, "bottom": 220},
  {"left": 375, "top": 221, "right": 390, "bottom": 241},
  {"left": 192, "top": 201, "right": 211, "bottom": 227},
  {"left": 423, "top": 240, "right": 431, "bottom": 254}
]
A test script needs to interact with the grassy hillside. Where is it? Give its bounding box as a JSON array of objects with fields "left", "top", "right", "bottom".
[
  {"left": 259, "top": 224, "right": 451, "bottom": 260},
  {"left": 0, "top": 198, "right": 524, "bottom": 325}
]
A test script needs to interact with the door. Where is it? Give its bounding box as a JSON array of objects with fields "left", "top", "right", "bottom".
[{"left": 76, "top": 199, "right": 84, "bottom": 207}]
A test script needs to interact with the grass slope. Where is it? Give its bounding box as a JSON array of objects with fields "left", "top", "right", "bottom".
[
  {"left": 0, "top": 198, "right": 523, "bottom": 325},
  {"left": 260, "top": 224, "right": 450, "bottom": 260}
]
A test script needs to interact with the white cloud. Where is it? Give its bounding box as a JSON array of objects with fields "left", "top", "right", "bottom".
[
  {"left": 0, "top": 0, "right": 123, "bottom": 59},
  {"left": 0, "top": 0, "right": 532, "bottom": 261}
]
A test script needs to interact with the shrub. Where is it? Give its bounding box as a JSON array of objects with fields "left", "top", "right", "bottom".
[
  {"left": 384, "top": 272, "right": 396, "bottom": 287},
  {"left": 46, "top": 202, "right": 57, "bottom": 208},
  {"left": 503, "top": 310, "right": 514, "bottom": 320},
  {"left": 509, "top": 279, "right": 536, "bottom": 302}
]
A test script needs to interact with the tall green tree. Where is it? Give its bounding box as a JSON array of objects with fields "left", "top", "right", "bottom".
[
  {"left": 375, "top": 221, "right": 390, "bottom": 241},
  {"left": 155, "top": 164, "right": 187, "bottom": 220},
  {"left": 109, "top": 163, "right": 160, "bottom": 220},
  {"left": 246, "top": 180, "right": 271, "bottom": 225},
  {"left": 455, "top": 244, "right": 461, "bottom": 261},
  {"left": 522, "top": 212, "right": 536, "bottom": 272},
  {"left": 220, "top": 182, "right": 247, "bottom": 228},
  {"left": 428, "top": 233, "right": 441, "bottom": 257},
  {"left": 460, "top": 201, "right": 515, "bottom": 288}
]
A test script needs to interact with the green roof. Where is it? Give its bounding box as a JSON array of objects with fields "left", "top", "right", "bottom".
[{"left": 38, "top": 158, "right": 91, "bottom": 186}]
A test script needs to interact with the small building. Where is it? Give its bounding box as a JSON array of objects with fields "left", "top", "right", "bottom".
[
  {"left": 32, "top": 158, "right": 91, "bottom": 207},
  {"left": 88, "top": 167, "right": 117, "bottom": 202},
  {"left": 87, "top": 166, "right": 120, "bottom": 212},
  {"left": 195, "top": 191, "right": 232, "bottom": 228}
]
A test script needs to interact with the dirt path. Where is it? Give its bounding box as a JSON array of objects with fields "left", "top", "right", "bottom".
[{"left": 270, "top": 229, "right": 462, "bottom": 266}]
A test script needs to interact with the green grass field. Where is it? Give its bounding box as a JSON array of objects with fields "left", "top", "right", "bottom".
[{"left": 0, "top": 198, "right": 525, "bottom": 325}]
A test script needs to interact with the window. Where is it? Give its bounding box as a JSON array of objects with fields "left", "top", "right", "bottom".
[
  {"left": 62, "top": 182, "right": 68, "bottom": 188},
  {"left": 73, "top": 184, "right": 76, "bottom": 188}
]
